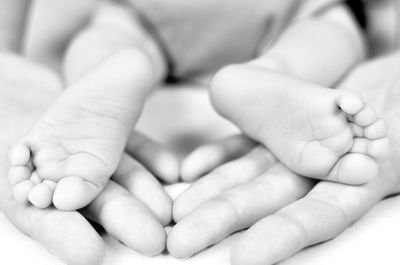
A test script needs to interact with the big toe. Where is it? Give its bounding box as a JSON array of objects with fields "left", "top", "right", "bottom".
[
  {"left": 53, "top": 176, "right": 106, "bottom": 211},
  {"left": 328, "top": 153, "right": 378, "bottom": 185}
]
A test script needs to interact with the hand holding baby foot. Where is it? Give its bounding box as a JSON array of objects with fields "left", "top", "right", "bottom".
[
  {"left": 169, "top": 52, "right": 400, "bottom": 265},
  {"left": 8, "top": 49, "right": 154, "bottom": 210},
  {"left": 85, "top": 140, "right": 176, "bottom": 256},
  {"left": 210, "top": 65, "right": 389, "bottom": 185},
  {"left": 0, "top": 2, "right": 177, "bottom": 263},
  {"left": 0, "top": 53, "right": 178, "bottom": 263}
]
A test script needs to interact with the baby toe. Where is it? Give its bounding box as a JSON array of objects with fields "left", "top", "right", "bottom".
[
  {"left": 337, "top": 92, "right": 364, "bottom": 115},
  {"left": 364, "top": 118, "right": 388, "bottom": 140},
  {"left": 350, "top": 138, "right": 368, "bottom": 153},
  {"left": 353, "top": 104, "right": 378, "bottom": 127},
  {"left": 30, "top": 171, "right": 42, "bottom": 185},
  {"left": 8, "top": 142, "right": 31, "bottom": 166},
  {"left": 351, "top": 123, "right": 364, "bottom": 137},
  {"left": 53, "top": 176, "right": 106, "bottom": 211},
  {"left": 13, "top": 180, "right": 35, "bottom": 203},
  {"left": 8, "top": 166, "right": 31, "bottom": 185},
  {"left": 28, "top": 183, "right": 54, "bottom": 208},
  {"left": 367, "top": 138, "right": 390, "bottom": 160}
]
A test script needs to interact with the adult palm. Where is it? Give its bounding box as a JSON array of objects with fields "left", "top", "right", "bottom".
[
  {"left": 0, "top": 53, "right": 176, "bottom": 264},
  {"left": 168, "top": 52, "right": 400, "bottom": 265}
]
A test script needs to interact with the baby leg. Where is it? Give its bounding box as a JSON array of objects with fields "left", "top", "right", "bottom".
[
  {"left": 252, "top": 4, "right": 366, "bottom": 86},
  {"left": 8, "top": 2, "right": 166, "bottom": 210}
]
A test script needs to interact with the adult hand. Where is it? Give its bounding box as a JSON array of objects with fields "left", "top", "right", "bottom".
[
  {"left": 1, "top": 1, "right": 180, "bottom": 263},
  {"left": 0, "top": 53, "right": 177, "bottom": 265},
  {"left": 168, "top": 52, "right": 400, "bottom": 265}
]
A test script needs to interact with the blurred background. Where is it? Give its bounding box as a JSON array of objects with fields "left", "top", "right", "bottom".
[{"left": 24, "top": 0, "right": 400, "bottom": 72}]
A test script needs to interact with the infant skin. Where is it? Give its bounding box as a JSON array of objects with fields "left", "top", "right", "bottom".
[{"left": 8, "top": 0, "right": 388, "bottom": 210}]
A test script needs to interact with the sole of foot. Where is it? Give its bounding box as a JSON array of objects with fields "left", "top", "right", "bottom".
[{"left": 210, "top": 65, "right": 389, "bottom": 184}]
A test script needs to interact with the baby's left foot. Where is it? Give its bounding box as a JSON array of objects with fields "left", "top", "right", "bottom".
[
  {"left": 7, "top": 50, "right": 152, "bottom": 210},
  {"left": 210, "top": 65, "right": 389, "bottom": 184}
]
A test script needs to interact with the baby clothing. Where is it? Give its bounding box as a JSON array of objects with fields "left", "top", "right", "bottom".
[{"left": 123, "top": 0, "right": 358, "bottom": 78}]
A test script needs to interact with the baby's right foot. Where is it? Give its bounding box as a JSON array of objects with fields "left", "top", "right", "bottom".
[
  {"left": 8, "top": 50, "right": 153, "bottom": 210},
  {"left": 210, "top": 65, "right": 389, "bottom": 184}
]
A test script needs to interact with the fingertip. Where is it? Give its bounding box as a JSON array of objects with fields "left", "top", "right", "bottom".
[
  {"left": 168, "top": 211, "right": 209, "bottom": 258},
  {"left": 167, "top": 225, "right": 193, "bottom": 259},
  {"left": 123, "top": 212, "right": 167, "bottom": 256},
  {"left": 158, "top": 196, "right": 173, "bottom": 226},
  {"left": 116, "top": 155, "right": 173, "bottom": 225},
  {"left": 141, "top": 224, "right": 167, "bottom": 256},
  {"left": 172, "top": 191, "right": 194, "bottom": 222},
  {"left": 180, "top": 156, "right": 205, "bottom": 183},
  {"left": 172, "top": 198, "right": 185, "bottom": 223},
  {"left": 149, "top": 187, "right": 173, "bottom": 226},
  {"left": 181, "top": 136, "right": 257, "bottom": 182},
  {"left": 126, "top": 133, "right": 180, "bottom": 183},
  {"left": 180, "top": 145, "right": 220, "bottom": 182},
  {"left": 155, "top": 151, "right": 180, "bottom": 184},
  {"left": 89, "top": 182, "right": 166, "bottom": 256}
]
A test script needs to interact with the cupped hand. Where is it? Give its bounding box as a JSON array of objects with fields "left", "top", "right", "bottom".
[
  {"left": 168, "top": 51, "right": 400, "bottom": 264},
  {"left": 0, "top": 53, "right": 178, "bottom": 265}
]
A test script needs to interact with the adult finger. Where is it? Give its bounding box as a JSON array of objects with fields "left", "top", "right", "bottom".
[
  {"left": 168, "top": 164, "right": 315, "bottom": 258},
  {"left": 83, "top": 181, "right": 166, "bottom": 256},
  {"left": 126, "top": 131, "right": 180, "bottom": 184},
  {"left": 0, "top": 144, "right": 104, "bottom": 265},
  {"left": 112, "top": 153, "right": 172, "bottom": 225},
  {"left": 3, "top": 195, "right": 104, "bottom": 265},
  {"left": 230, "top": 166, "right": 395, "bottom": 265},
  {"left": 180, "top": 134, "right": 256, "bottom": 182},
  {"left": 173, "top": 146, "right": 277, "bottom": 221}
]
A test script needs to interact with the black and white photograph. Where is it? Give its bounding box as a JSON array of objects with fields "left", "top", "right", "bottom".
[{"left": 0, "top": 0, "right": 400, "bottom": 264}]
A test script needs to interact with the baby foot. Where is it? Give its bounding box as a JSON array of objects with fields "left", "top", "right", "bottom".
[
  {"left": 210, "top": 65, "right": 389, "bottom": 184},
  {"left": 8, "top": 50, "right": 153, "bottom": 210}
]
